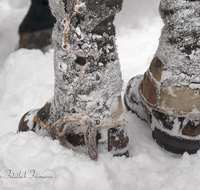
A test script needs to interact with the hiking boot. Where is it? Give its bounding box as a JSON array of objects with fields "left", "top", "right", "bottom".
[
  {"left": 18, "top": 0, "right": 129, "bottom": 160},
  {"left": 124, "top": 0, "right": 200, "bottom": 154},
  {"left": 18, "top": 0, "right": 56, "bottom": 50}
]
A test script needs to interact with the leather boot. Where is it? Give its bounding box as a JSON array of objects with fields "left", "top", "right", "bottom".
[
  {"left": 18, "top": 0, "right": 129, "bottom": 160},
  {"left": 125, "top": 0, "right": 200, "bottom": 154},
  {"left": 18, "top": 0, "right": 56, "bottom": 50}
]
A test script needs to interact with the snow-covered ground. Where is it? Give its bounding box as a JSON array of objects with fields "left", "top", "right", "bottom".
[{"left": 1, "top": 0, "right": 200, "bottom": 189}]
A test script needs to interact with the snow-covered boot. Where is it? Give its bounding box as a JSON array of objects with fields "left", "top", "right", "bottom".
[
  {"left": 18, "top": 0, "right": 56, "bottom": 50},
  {"left": 124, "top": 0, "right": 200, "bottom": 154},
  {"left": 18, "top": 0, "right": 129, "bottom": 160}
]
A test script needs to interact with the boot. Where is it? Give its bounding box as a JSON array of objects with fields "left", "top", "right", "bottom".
[
  {"left": 18, "top": 0, "right": 129, "bottom": 161},
  {"left": 18, "top": 0, "right": 56, "bottom": 50},
  {"left": 124, "top": 0, "right": 200, "bottom": 154}
]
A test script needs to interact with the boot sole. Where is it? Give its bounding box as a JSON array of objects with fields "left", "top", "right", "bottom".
[{"left": 153, "top": 128, "right": 200, "bottom": 154}]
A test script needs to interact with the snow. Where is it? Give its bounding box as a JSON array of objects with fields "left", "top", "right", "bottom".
[
  {"left": 1, "top": 0, "right": 200, "bottom": 190},
  {"left": 156, "top": 0, "right": 200, "bottom": 89}
]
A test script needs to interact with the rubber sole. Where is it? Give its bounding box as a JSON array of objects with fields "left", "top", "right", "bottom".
[{"left": 153, "top": 128, "right": 200, "bottom": 154}]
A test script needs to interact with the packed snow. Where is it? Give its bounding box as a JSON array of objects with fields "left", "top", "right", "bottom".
[{"left": 1, "top": 0, "right": 200, "bottom": 189}]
